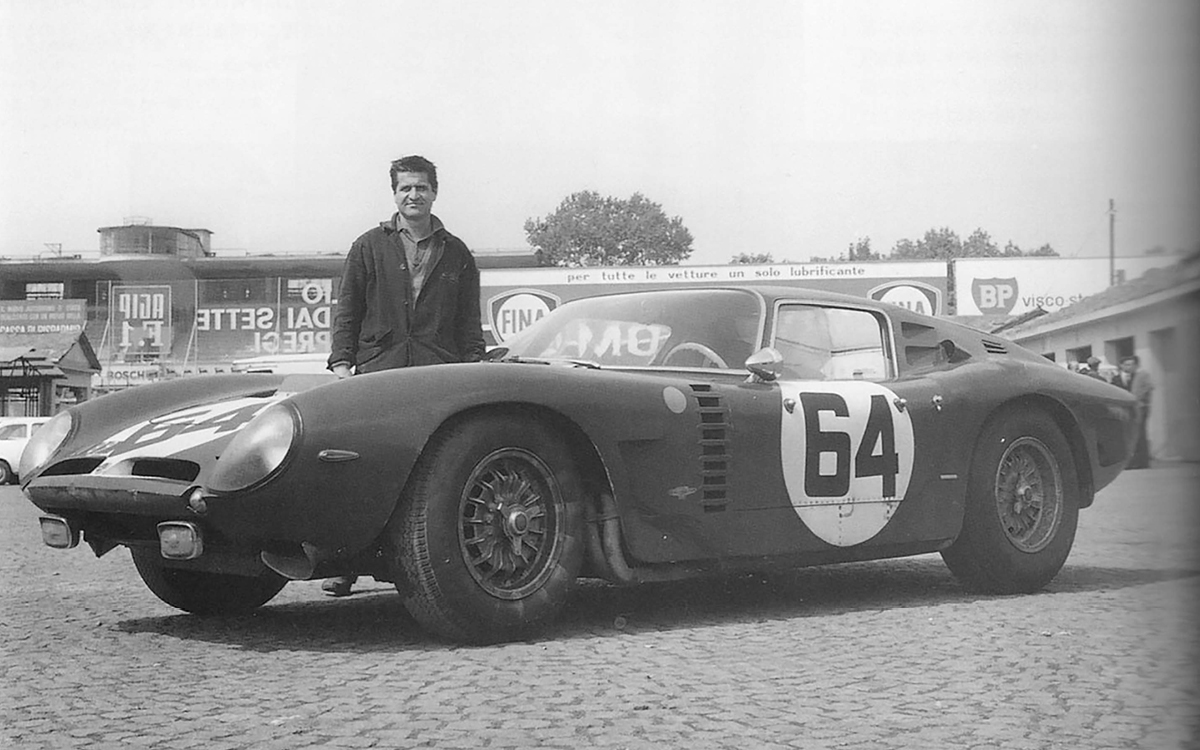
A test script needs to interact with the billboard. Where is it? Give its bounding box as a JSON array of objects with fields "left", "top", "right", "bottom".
[
  {"left": 479, "top": 262, "right": 948, "bottom": 344},
  {"left": 111, "top": 285, "right": 172, "bottom": 362},
  {"left": 193, "top": 278, "right": 333, "bottom": 358},
  {"left": 0, "top": 299, "right": 86, "bottom": 335},
  {"left": 954, "top": 257, "right": 1181, "bottom": 316}
]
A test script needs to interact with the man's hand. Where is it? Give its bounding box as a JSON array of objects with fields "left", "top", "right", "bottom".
[{"left": 331, "top": 362, "right": 352, "bottom": 379}]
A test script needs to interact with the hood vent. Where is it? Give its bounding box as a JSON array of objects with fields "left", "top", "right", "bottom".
[
  {"left": 982, "top": 339, "right": 1009, "bottom": 355},
  {"left": 690, "top": 384, "right": 729, "bottom": 512}
]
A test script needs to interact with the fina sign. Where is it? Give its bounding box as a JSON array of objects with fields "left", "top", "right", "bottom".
[
  {"left": 487, "top": 289, "right": 560, "bottom": 343},
  {"left": 867, "top": 280, "right": 942, "bottom": 316}
]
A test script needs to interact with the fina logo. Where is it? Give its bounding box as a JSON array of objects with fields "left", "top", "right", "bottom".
[
  {"left": 488, "top": 289, "right": 560, "bottom": 343},
  {"left": 868, "top": 281, "right": 941, "bottom": 316}
]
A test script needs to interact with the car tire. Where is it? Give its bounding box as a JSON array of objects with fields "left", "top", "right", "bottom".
[
  {"left": 389, "top": 413, "right": 585, "bottom": 644},
  {"left": 131, "top": 549, "right": 288, "bottom": 615},
  {"left": 941, "top": 407, "right": 1079, "bottom": 594},
  {"left": 0, "top": 460, "right": 12, "bottom": 485}
]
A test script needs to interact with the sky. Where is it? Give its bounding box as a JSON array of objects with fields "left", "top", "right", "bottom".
[{"left": 2, "top": 0, "right": 1198, "bottom": 266}]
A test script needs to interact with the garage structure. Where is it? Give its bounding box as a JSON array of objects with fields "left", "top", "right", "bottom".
[{"left": 1001, "top": 252, "right": 1200, "bottom": 462}]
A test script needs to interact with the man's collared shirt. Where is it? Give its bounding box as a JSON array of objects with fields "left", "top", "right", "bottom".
[{"left": 391, "top": 214, "right": 445, "bottom": 299}]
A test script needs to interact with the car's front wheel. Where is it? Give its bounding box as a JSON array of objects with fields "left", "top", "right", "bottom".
[
  {"left": 389, "top": 413, "right": 585, "bottom": 643},
  {"left": 0, "top": 460, "right": 13, "bottom": 485},
  {"left": 941, "top": 407, "right": 1080, "bottom": 594},
  {"left": 131, "top": 549, "right": 288, "bottom": 615}
]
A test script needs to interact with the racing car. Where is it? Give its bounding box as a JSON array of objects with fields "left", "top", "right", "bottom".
[{"left": 22, "top": 286, "right": 1138, "bottom": 643}]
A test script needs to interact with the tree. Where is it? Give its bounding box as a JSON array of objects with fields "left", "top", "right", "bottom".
[
  {"left": 524, "top": 191, "right": 694, "bottom": 267},
  {"left": 891, "top": 227, "right": 963, "bottom": 260},
  {"left": 891, "top": 227, "right": 1058, "bottom": 259},
  {"left": 962, "top": 228, "right": 997, "bottom": 257},
  {"left": 730, "top": 252, "right": 778, "bottom": 264},
  {"left": 1003, "top": 240, "right": 1057, "bottom": 257},
  {"left": 844, "top": 236, "right": 881, "bottom": 261}
]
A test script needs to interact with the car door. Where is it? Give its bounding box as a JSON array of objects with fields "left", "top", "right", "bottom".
[{"left": 710, "top": 302, "right": 953, "bottom": 557}]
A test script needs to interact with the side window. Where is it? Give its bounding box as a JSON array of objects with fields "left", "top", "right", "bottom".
[{"left": 772, "top": 305, "right": 891, "bottom": 381}]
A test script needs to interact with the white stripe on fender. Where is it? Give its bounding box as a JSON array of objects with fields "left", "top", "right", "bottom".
[{"left": 86, "top": 396, "right": 285, "bottom": 473}]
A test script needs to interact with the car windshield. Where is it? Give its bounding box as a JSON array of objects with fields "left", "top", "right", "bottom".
[
  {"left": 500, "top": 289, "right": 763, "bottom": 369},
  {"left": 0, "top": 424, "right": 27, "bottom": 440}
]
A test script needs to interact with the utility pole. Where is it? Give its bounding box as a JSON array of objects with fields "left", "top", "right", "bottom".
[{"left": 1108, "top": 199, "right": 1116, "bottom": 285}]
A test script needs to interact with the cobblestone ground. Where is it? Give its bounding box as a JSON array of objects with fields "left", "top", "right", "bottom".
[{"left": 2, "top": 465, "right": 1197, "bottom": 749}]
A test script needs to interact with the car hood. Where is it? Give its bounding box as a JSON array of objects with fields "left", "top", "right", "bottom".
[{"left": 29, "top": 373, "right": 333, "bottom": 483}]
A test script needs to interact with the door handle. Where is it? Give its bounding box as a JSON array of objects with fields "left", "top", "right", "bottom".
[{"left": 893, "top": 397, "right": 907, "bottom": 412}]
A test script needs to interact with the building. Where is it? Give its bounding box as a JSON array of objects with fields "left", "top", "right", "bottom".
[{"left": 1000, "top": 252, "right": 1200, "bottom": 462}]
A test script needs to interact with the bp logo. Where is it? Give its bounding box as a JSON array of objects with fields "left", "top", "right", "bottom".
[
  {"left": 488, "top": 289, "right": 560, "bottom": 343},
  {"left": 868, "top": 281, "right": 942, "bottom": 316},
  {"left": 971, "top": 277, "right": 1018, "bottom": 314}
]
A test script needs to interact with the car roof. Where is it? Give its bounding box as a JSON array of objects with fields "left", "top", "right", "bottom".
[{"left": 580, "top": 284, "right": 922, "bottom": 318}]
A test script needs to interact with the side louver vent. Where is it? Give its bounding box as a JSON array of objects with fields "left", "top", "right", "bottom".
[
  {"left": 982, "top": 339, "right": 1009, "bottom": 355},
  {"left": 690, "top": 384, "right": 729, "bottom": 512}
]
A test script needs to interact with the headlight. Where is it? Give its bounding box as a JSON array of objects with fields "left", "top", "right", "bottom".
[
  {"left": 19, "top": 411, "right": 74, "bottom": 480},
  {"left": 206, "top": 402, "right": 298, "bottom": 492}
]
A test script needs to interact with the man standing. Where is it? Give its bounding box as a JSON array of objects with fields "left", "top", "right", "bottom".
[
  {"left": 323, "top": 155, "right": 486, "bottom": 595},
  {"left": 1112, "top": 355, "right": 1154, "bottom": 469}
]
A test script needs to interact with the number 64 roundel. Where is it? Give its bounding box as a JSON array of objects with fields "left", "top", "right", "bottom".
[{"left": 778, "top": 381, "right": 916, "bottom": 547}]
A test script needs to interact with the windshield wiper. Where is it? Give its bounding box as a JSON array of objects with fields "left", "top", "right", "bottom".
[{"left": 492, "top": 355, "right": 601, "bottom": 369}]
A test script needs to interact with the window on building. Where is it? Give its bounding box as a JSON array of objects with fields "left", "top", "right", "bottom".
[
  {"left": 25, "top": 282, "right": 64, "bottom": 300},
  {"left": 1066, "top": 345, "right": 1092, "bottom": 365},
  {"left": 284, "top": 278, "right": 333, "bottom": 304},
  {"left": 1105, "top": 336, "right": 1134, "bottom": 365},
  {"left": 198, "top": 278, "right": 275, "bottom": 304},
  {"left": 772, "top": 305, "right": 891, "bottom": 381}
]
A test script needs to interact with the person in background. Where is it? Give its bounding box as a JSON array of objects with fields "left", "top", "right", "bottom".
[
  {"left": 322, "top": 154, "right": 486, "bottom": 596},
  {"left": 1082, "top": 356, "right": 1106, "bottom": 380},
  {"left": 1111, "top": 355, "right": 1154, "bottom": 469}
]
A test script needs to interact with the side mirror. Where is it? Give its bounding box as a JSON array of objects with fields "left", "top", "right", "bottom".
[{"left": 745, "top": 347, "right": 784, "bottom": 383}]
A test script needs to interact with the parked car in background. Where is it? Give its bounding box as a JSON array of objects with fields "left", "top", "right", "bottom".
[
  {"left": 22, "top": 286, "right": 1138, "bottom": 643},
  {"left": 1, "top": 417, "right": 49, "bottom": 484}
]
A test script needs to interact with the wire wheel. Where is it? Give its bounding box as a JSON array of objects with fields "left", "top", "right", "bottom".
[
  {"left": 458, "top": 448, "right": 565, "bottom": 600},
  {"left": 993, "top": 436, "right": 1063, "bottom": 553}
]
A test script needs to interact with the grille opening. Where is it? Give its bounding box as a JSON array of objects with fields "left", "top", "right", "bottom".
[
  {"left": 701, "top": 444, "right": 725, "bottom": 456},
  {"left": 700, "top": 412, "right": 725, "bottom": 424},
  {"left": 39, "top": 457, "right": 105, "bottom": 477},
  {"left": 701, "top": 428, "right": 725, "bottom": 441},
  {"left": 696, "top": 396, "right": 721, "bottom": 408},
  {"left": 982, "top": 339, "right": 1009, "bottom": 354},
  {"left": 703, "top": 461, "right": 728, "bottom": 472},
  {"left": 131, "top": 459, "right": 201, "bottom": 482}
]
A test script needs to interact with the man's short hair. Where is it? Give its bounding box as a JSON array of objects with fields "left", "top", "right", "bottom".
[
  {"left": 390, "top": 155, "right": 438, "bottom": 193},
  {"left": 1121, "top": 355, "right": 1140, "bottom": 366}
]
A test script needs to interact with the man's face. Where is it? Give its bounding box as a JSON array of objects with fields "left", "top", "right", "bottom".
[
  {"left": 394, "top": 171, "right": 436, "bottom": 222},
  {"left": 1121, "top": 359, "right": 1137, "bottom": 374}
]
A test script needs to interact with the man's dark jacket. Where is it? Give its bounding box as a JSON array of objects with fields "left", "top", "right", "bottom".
[{"left": 328, "top": 217, "right": 486, "bottom": 373}]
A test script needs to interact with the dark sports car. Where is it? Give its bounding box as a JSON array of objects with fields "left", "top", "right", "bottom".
[{"left": 23, "top": 286, "right": 1138, "bottom": 643}]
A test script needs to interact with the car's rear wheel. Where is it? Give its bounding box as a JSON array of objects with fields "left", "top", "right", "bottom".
[
  {"left": 131, "top": 549, "right": 288, "bottom": 615},
  {"left": 389, "top": 413, "right": 585, "bottom": 643},
  {"left": 941, "top": 407, "right": 1079, "bottom": 593},
  {"left": 0, "top": 460, "right": 13, "bottom": 485}
]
